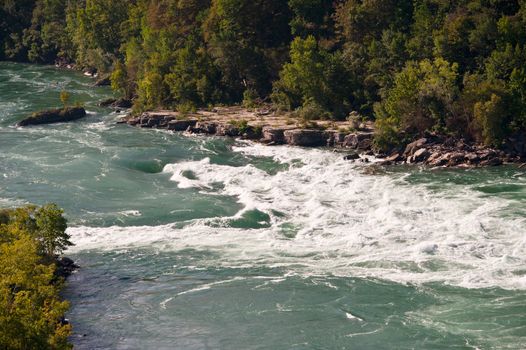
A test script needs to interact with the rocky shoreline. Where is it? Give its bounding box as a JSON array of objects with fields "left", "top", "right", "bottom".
[{"left": 120, "top": 107, "right": 526, "bottom": 168}]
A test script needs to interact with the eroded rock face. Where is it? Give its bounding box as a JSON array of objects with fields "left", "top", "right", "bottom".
[
  {"left": 188, "top": 121, "right": 217, "bottom": 134},
  {"left": 283, "top": 129, "right": 327, "bottom": 147},
  {"left": 216, "top": 124, "right": 240, "bottom": 137},
  {"left": 167, "top": 119, "right": 197, "bottom": 131},
  {"left": 261, "top": 127, "right": 286, "bottom": 144},
  {"left": 343, "top": 132, "right": 374, "bottom": 149},
  {"left": 17, "top": 107, "right": 87, "bottom": 126}
]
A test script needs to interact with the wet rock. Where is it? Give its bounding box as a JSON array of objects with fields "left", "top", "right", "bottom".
[
  {"left": 99, "top": 98, "right": 117, "bottom": 107},
  {"left": 343, "top": 153, "right": 360, "bottom": 161},
  {"left": 188, "top": 122, "right": 217, "bottom": 134},
  {"left": 261, "top": 127, "right": 285, "bottom": 144},
  {"left": 283, "top": 129, "right": 327, "bottom": 147},
  {"left": 216, "top": 124, "right": 240, "bottom": 137},
  {"left": 404, "top": 138, "right": 428, "bottom": 157},
  {"left": 167, "top": 119, "right": 197, "bottom": 131},
  {"left": 55, "top": 257, "right": 79, "bottom": 279},
  {"left": 241, "top": 126, "right": 263, "bottom": 140},
  {"left": 17, "top": 107, "right": 87, "bottom": 126},
  {"left": 386, "top": 153, "right": 403, "bottom": 162},
  {"left": 93, "top": 75, "right": 111, "bottom": 86},
  {"left": 446, "top": 152, "right": 466, "bottom": 167},
  {"left": 465, "top": 153, "right": 480, "bottom": 165},
  {"left": 480, "top": 157, "right": 503, "bottom": 166},
  {"left": 412, "top": 148, "right": 430, "bottom": 163},
  {"left": 427, "top": 152, "right": 448, "bottom": 167},
  {"left": 327, "top": 132, "right": 346, "bottom": 147},
  {"left": 112, "top": 98, "right": 132, "bottom": 109}
]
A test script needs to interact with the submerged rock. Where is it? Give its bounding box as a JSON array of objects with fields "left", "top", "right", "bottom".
[{"left": 17, "top": 107, "right": 86, "bottom": 126}]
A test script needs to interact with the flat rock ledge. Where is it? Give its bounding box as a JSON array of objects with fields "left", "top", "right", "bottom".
[
  {"left": 17, "top": 107, "right": 86, "bottom": 126},
  {"left": 120, "top": 108, "right": 375, "bottom": 151},
  {"left": 120, "top": 107, "right": 525, "bottom": 168}
]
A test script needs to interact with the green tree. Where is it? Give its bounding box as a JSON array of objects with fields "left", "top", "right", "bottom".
[
  {"left": 273, "top": 35, "right": 352, "bottom": 119},
  {"left": 375, "top": 58, "right": 459, "bottom": 149}
]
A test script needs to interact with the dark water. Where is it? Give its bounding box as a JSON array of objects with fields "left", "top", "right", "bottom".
[{"left": 1, "top": 62, "right": 525, "bottom": 349}]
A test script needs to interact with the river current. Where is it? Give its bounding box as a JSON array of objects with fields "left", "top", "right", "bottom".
[{"left": 1, "top": 62, "right": 525, "bottom": 349}]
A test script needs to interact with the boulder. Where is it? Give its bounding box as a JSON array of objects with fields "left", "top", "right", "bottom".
[
  {"left": 167, "top": 119, "right": 197, "bottom": 131},
  {"left": 189, "top": 122, "right": 217, "bottom": 134},
  {"left": 99, "top": 98, "right": 117, "bottom": 107},
  {"left": 427, "top": 152, "right": 448, "bottom": 167},
  {"left": 94, "top": 76, "right": 111, "bottom": 86},
  {"left": 386, "top": 153, "right": 403, "bottom": 162},
  {"left": 55, "top": 257, "right": 79, "bottom": 279},
  {"left": 261, "top": 127, "right": 286, "bottom": 144},
  {"left": 17, "top": 107, "right": 87, "bottom": 126},
  {"left": 112, "top": 98, "right": 132, "bottom": 109},
  {"left": 465, "top": 153, "right": 480, "bottom": 165},
  {"left": 480, "top": 157, "right": 503, "bottom": 167},
  {"left": 343, "top": 153, "right": 360, "bottom": 161},
  {"left": 412, "top": 148, "right": 430, "bottom": 163},
  {"left": 342, "top": 132, "right": 374, "bottom": 149},
  {"left": 216, "top": 124, "right": 240, "bottom": 137},
  {"left": 446, "top": 152, "right": 466, "bottom": 167},
  {"left": 404, "top": 138, "right": 428, "bottom": 157},
  {"left": 241, "top": 126, "right": 263, "bottom": 140},
  {"left": 283, "top": 129, "right": 327, "bottom": 147}
]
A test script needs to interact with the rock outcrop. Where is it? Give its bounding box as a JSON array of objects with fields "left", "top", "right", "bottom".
[
  {"left": 121, "top": 109, "right": 524, "bottom": 168},
  {"left": 17, "top": 107, "right": 87, "bottom": 126}
]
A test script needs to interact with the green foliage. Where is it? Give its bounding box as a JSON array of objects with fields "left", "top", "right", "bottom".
[
  {"left": 376, "top": 58, "right": 459, "bottom": 147},
  {"left": 273, "top": 36, "right": 351, "bottom": 119},
  {"left": 0, "top": 204, "right": 72, "bottom": 349},
  {"left": 2, "top": 0, "right": 526, "bottom": 147},
  {"left": 229, "top": 119, "right": 249, "bottom": 134},
  {"left": 242, "top": 88, "right": 259, "bottom": 108},
  {"left": 474, "top": 93, "right": 507, "bottom": 146}
]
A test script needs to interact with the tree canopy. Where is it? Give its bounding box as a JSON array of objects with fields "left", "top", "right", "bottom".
[{"left": 2, "top": 0, "right": 526, "bottom": 148}]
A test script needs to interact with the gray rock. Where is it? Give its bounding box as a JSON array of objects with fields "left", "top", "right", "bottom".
[
  {"left": 216, "top": 124, "right": 239, "bottom": 136},
  {"left": 283, "top": 129, "right": 327, "bottom": 147},
  {"left": 343, "top": 132, "right": 374, "bottom": 149},
  {"left": 167, "top": 119, "right": 197, "bottom": 131},
  {"left": 412, "top": 148, "right": 430, "bottom": 162},
  {"left": 404, "top": 138, "right": 428, "bottom": 157},
  {"left": 262, "top": 127, "right": 286, "bottom": 144},
  {"left": 343, "top": 153, "right": 360, "bottom": 161}
]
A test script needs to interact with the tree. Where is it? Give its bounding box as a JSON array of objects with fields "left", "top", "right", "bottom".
[
  {"left": 273, "top": 35, "right": 352, "bottom": 119},
  {"left": 375, "top": 58, "right": 459, "bottom": 149},
  {"left": 0, "top": 205, "right": 72, "bottom": 349}
]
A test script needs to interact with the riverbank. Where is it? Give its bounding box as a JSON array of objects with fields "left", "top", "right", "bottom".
[{"left": 120, "top": 106, "right": 526, "bottom": 168}]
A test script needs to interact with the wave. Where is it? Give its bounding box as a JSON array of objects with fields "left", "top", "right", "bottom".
[{"left": 67, "top": 142, "right": 526, "bottom": 290}]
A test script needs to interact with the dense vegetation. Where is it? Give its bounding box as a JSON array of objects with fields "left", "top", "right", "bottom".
[
  {"left": 0, "top": 204, "right": 73, "bottom": 350},
  {"left": 1, "top": 0, "right": 526, "bottom": 149}
]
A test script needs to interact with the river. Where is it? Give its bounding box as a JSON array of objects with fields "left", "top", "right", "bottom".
[{"left": 0, "top": 62, "right": 525, "bottom": 349}]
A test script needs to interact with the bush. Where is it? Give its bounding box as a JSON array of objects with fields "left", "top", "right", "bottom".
[
  {"left": 375, "top": 58, "right": 459, "bottom": 145},
  {"left": 242, "top": 89, "right": 259, "bottom": 109}
]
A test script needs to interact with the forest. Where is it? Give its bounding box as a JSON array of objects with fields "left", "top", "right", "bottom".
[{"left": 1, "top": 0, "right": 526, "bottom": 150}]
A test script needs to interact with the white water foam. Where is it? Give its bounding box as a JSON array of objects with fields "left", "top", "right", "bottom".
[{"left": 67, "top": 142, "right": 526, "bottom": 290}]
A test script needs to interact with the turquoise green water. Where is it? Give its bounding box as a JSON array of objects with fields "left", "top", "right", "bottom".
[{"left": 1, "top": 62, "right": 525, "bottom": 349}]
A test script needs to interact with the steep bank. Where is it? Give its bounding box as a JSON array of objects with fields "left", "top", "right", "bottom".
[{"left": 121, "top": 107, "right": 526, "bottom": 168}]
